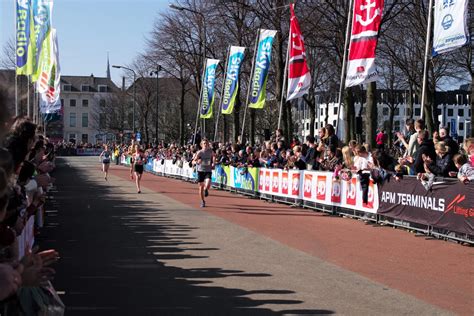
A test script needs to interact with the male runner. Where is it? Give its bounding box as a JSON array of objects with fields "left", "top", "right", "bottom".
[{"left": 193, "top": 139, "right": 214, "bottom": 207}]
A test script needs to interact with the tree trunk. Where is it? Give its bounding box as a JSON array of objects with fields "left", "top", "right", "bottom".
[
  {"left": 286, "top": 101, "right": 293, "bottom": 141},
  {"left": 365, "top": 82, "right": 377, "bottom": 149},
  {"left": 250, "top": 109, "right": 255, "bottom": 146},
  {"left": 388, "top": 108, "right": 395, "bottom": 147},
  {"left": 343, "top": 88, "right": 356, "bottom": 143},
  {"left": 179, "top": 84, "right": 185, "bottom": 146},
  {"left": 471, "top": 84, "right": 474, "bottom": 137},
  {"left": 308, "top": 99, "right": 315, "bottom": 138},
  {"left": 233, "top": 87, "right": 241, "bottom": 143},
  {"left": 407, "top": 83, "right": 414, "bottom": 119}
]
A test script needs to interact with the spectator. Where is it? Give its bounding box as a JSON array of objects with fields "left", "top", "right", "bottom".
[
  {"left": 341, "top": 146, "right": 354, "bottom": 169},
  {"left": 433, "top": 126, "right": 459, "bottom": 156},
  {"left": 319, "top": 145, "right": 341, "bottom": 172},
  {"left": 304, "top": 135, "right": 317, "bottom": 170},
  {"left": 375, "top": 128, "right": 387, "bottom": 150},
  {"left": 425, "top": 142, "right": 457, "bottom": 177},
  {"left": 353, "top": 144, "right": 373, "bottom": 171},
  {"left": 413, "top": 130, "right": 436, "bottom": 174},
  {"left": 463, "top": 137, "right": 474, "bottom": 167},
  {"left": 453, "top": 154, "right": 474, "bottom": 184}
]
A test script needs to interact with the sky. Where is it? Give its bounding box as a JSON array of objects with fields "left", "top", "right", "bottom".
[{"left": 0, "top": 0, "right": 170, "bottom": 86}]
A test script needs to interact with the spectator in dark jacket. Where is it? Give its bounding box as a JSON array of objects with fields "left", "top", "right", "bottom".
[
  {"left": 434, "top": 127, "right": 459, "bottom": 156},
  {"left": 426, "top": 142, "right": 457, "bottom": 177},
  {"left": 414, "top": 130, "right": 436, "bottom": 174},
  {"left": 304, "top": 135, "right": 318, "bottom": 170}
]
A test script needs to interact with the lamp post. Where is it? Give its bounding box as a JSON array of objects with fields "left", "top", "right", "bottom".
[
  {"left": 169, "top": 3, "right": 206, "bottom": 144},
  {"left": 150, "top": 65, "right": 161, "bottom": 145},
  {"left": 113, "top": 65, "right": 137, "bottom": 135}
]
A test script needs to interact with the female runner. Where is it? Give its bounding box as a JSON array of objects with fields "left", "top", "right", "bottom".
[
  {"left": 99, "top": 144, "right": 112, "bottom": 180},
  {"left": 134, "top": 145, "right": 146, "bottom": 193}
]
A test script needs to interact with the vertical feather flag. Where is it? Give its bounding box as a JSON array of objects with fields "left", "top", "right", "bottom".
[
  {"left": 222, "top": 46, "right": 245, "bottom": 115},
  {"left": 249, "top": 29, "right": 277, "bottom": 109},
  {"left": 287, "top": 4, "right": 311, "bottom": 101},
  {"left": 200, "top": 59, "right": 220, "bottom": 119},
  {"left": 345, "top": 0, "right": 384, "bottom": 87}
]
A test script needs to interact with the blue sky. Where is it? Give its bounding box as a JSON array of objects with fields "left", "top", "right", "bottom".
[{"left": 1, "top": 0, "right": 170, "bottom": 86}]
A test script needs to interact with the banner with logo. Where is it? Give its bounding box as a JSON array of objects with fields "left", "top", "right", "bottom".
[
  {"left": 433, "top": 0, "right": 469, "bottom": 55},
  {"left": 232, "top": 167, "right": 259, "bottom": 192},
  {"left": 345, "top": 0, "right": 384, "bottom": 87},
  {"left": 16, "top": 0, "right": 33, "bottom": 75},
  {"left": 31, "top": 0, "right": 54, "bottom": 82},
  {"left": 222, "top": 46, "right": 245, "bottom": 115},
  {"left": 287, "top": 4, "right": 311, "bottom": 101},
  {"left": 212, "top": 164, "right": 231, "bottom": 186},
  {"left": 249, "top": 29, "right": 277, "bottom": 109},
  {"left": 378, "top": 177, "right": 474, "bottom": 235},
  {"left": 38, "top": 29, "right": 61, "bottom": 114},
  {"left": 200, "top": 58, "right": 219, "bottom": 119}
]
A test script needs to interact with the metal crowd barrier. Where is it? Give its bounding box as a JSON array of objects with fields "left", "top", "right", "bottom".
[{"left": 121, "top": 156, "right": 474, "bottom": 245}]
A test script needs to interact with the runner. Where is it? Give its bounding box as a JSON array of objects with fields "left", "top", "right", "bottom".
[
  {"left": 134, "top": 145, "right": 146, "bottom": 193},
  {"left": 99, "top": 144, "right": 112, "bottom": 180},
  {"left": 193, "top": 139, "right": 214, "bottom": 207},
  {"left": 128, "top": 140, "right": 136, "bottom": 180}
]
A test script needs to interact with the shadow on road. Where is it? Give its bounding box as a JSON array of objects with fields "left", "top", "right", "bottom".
[{"left": 39, "top": 158, "right": 334, "bottom": 315}]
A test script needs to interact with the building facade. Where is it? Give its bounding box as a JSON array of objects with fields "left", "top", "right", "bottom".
[
  {"left": 60, "top": 75, "right": 120, "bottom": 144},
  {"left": 294, "top": 88, "right": 472, "bottom": 141}
]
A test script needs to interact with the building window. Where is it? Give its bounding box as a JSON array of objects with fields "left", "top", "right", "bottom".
[
  {"left": 383, "top": 107, "right": 389, "bottom": 116},
  {"left": 320, "top": 108, "right": 324, "bottom": 116},
  {"left": 70, "top": 99, "right": 76, "bottom": 107},
  {"left": 81, "top": 85, "right": 90, "bottom": 92},
  {"left": 447, "top": 108, "right": 453, "bottom": 116},
  {"left": 63, "top": 84, "right": 71, "bottom": 91},
  {"left": 99, "top": 99, "right": 106, "bottom": 108},
  {"left": 333, "top": 120, "right": 336, "bottom": 127},
  {"left": 69, "top": 113, "right": 76, "bottom": 127},
  {"left": 82, "top": 113, "right": 88, "bottom": 127},
  {"left": 82, "top": 134, "right": 88, "bottom": 143},
  {"left": 414, "top": 107, "right": 421, "bottom": 116},
  {"left": 333, "top": 106, "right": 338, "bottom": 115},
  {"left": 437, "top": 108, "right": 442, "bottom": 115},
  {"left": 99, "top": 113, "right": 106, "bottom": 129},
  {"left": 459, "top": 122, "right": 464, "bottom": 131},
  {"left": 306, "top": 122, "right": 309, "bottom": 130},
  {"left": 61, "top": 99, "right": 64, "bottom": 107},
  {"left": 458, "top": 108, "right": 464, "bottom": 116},
  {"left": 68, "top": 133, "right": 76, "bottom": 142},
  {"left": 98, "top": 85, "right": 108, "bottom": 93},
  {"left": 82, "top": 99, "right": 89, "bottom": 107},
  {"left": 394, "top": 107, "right": 400, "bottom": 116},
  {"left": 394, "top": 121, "right": 400, "bottom": 132}
]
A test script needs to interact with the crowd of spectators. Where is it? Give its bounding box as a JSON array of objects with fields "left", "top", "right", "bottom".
[
  {"left": 0, "top": 115, "right": 60, "bottom": 313},
  {"left": 117, "top": 120, "right": 474, "bottom": 189}
]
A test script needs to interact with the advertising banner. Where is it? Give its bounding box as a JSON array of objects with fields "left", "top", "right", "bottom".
[
  {"left": 378, "top": 177, "right": 474, "bottom": 235},
  {"left": 31, "top": 0, "right": 54, "bottom": 82},
  {"left": 433, "top": 0, "right": 469, "bottom": 55},
  {"left": 232, "top": 167, "right": 259, "bottom": 192},
  {"left": 345, "top": 0, "right": 384, "bottom": 87},
  {"left": 200, "top": 58, "right": 220, "bottom": 119},
  {"left": 16, "top": 0, "right": 32, "bottom": 75},
  {"left": 249, "top": 29, "right": 277, "bottom": 109},
  {"left": 287, "top": 3, "right": 311, "bottom": 101},
  {"left": 222, "top": 46, "right": 245, "bottom": 115}
]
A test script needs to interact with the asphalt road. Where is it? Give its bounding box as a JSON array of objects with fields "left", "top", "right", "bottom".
[{"left": 39, "top": 157, "right": 472, "bottom": 315}]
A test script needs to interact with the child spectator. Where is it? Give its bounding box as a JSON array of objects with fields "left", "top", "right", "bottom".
[{"left": 453, "top": 154, "right": 474, "bottom": 184}]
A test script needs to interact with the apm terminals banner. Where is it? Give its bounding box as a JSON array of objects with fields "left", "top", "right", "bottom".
[{"left": 378, "top": 177, "right": 474, "bottom": 235}]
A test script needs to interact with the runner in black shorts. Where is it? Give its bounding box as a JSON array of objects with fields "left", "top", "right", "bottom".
[
  {"left": 99, "top": 144, "right": 112, "bottom": 181},
  {"left": 193, "top": 139, "right": 214, "bottom": 207},
  {"left": 134, "top": 146, "right": 146, "bottom": 193}
]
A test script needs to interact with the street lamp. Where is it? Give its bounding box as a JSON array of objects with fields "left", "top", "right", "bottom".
[
  {"left": 113, "top": 65, "right": 137, "bottom": 134},
  {"left": 169, "top": 3, "right": 206, "bottom": 144},
  {"left": 150, "top": 65, "right": 162, "bottom": 144}
]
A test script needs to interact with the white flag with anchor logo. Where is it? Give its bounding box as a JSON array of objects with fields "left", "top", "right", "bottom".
[{"left": 433, "top": 0, "right": 469, "bottom": 55}]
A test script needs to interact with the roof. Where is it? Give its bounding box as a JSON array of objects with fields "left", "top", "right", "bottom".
[{"left": 61, "top": 75, "right": 120, "bottom": 93}]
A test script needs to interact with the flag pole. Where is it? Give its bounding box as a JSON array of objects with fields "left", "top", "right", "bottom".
[
  {"left": 27, "top": 75, "right": 31, "bottom": 118},
  {"left": 277, "top": 26, "right": 291, "bottom": 130},
  {"left": 334, "top": 0, "right": 354, "bottom": 140},
  {"left": 193, "top": 59, "right": 207, "bottom": 145},
  {"left": 214, "top": 45, "right": 230, "bottom": 143},
  {"left": 14, "top": 0, "right": 19, "bottom": 116},
  {"left": 420, "top": 0, "right": 434, "bottom": 120},
  {"left": 240, "top": 29, "right": 260, "bottom": 144},
  {"left": 15, "top": 75, "right": 19, "bottom": 116}
]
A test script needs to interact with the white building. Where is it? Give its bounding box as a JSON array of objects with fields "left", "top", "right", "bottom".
[
  {"left": 295, "top": 89, "right": 472, "bottom": 141},
  {"left": 60, "top": 74, "right": 120, "bottom": 144}
]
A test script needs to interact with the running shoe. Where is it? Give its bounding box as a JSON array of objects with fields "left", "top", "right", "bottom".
[
  {"left": 138, "top": 190, "right": 141, "bottom": 194},
  {"left": 204, "top": 189, "right": 209, "bottom": 197},
  {"left": 200, "top": 200, "right": 206, "bottom": 208}
]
